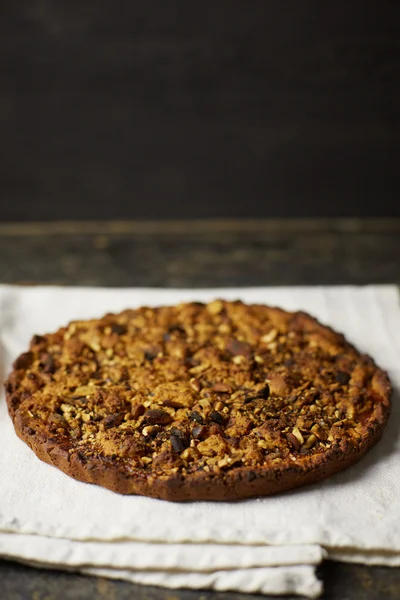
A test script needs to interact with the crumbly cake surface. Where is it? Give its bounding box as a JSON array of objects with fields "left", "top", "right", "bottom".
[{"left": 5, "top": 300, "right": 391, "bottom": 501}]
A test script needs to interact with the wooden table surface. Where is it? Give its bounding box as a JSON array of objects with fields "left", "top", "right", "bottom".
[{"left": 1, "top": 219, "right": 400, "bottom": 600}]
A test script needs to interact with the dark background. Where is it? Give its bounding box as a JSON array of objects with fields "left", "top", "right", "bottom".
[{"left": 1, "top": 1, "right": 399, "bottom": 221}]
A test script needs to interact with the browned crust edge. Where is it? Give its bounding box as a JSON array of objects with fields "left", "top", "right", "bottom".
[{"left": 5, "top": 308, "right": 392, "bottom": 502}]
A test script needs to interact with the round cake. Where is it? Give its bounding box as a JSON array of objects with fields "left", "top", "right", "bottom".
[{"left": 5, "top": 300, "right": 391, "bottom": 501}]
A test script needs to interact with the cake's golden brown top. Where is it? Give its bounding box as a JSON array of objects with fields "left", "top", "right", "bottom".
[{"left": 5, "top": 300, "right": 391, "bottom": 498}]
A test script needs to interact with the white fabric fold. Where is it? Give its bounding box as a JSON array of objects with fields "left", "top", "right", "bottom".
[
  {"left": 1, "top": 285, "right": 399, "bottom": 597},
  {"left": 0, "top": 533, "right": 324, "bottom": 570},
  {"left": 82, "top": 565, "right": 323, "bottom": 598}
]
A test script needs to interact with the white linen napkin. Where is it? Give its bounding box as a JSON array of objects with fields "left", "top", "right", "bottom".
[{"left": 1, "top": 285, "right": 399, "bottom": 597}]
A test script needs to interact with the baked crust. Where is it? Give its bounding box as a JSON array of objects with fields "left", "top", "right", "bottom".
[{"left": 5, "top": 300, "right": 391, "bottom": 501}]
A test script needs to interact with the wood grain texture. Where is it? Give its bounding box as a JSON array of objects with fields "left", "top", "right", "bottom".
[
  {"left": 0, "top": 218, "right": 400, "bottom": 599},
  {"left": 1, "top": 1, "right": 399, "bottom": 220},
  {"left": 0, "top": 219, "right": 398, "bottom": 287}
]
